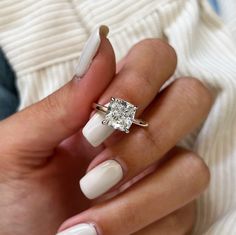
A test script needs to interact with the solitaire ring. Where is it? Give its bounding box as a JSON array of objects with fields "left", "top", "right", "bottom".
[{"left": 92, "top": 97, "right": 148, "bottom": 133}]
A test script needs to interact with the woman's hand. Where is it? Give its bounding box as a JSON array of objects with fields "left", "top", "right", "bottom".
[{"left": 0, "top": 30, "right": 212, "bottom": 235}]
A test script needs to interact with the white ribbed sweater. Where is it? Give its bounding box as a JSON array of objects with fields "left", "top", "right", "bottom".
[{"left": 0, "top": 0, "right": 236, "bottom": 234}]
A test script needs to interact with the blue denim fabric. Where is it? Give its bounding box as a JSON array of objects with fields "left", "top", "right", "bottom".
[
  {"left": 208, "top": 0, "right": 220, "bottom": 14},
  {"left": 0, "top": 49, "right": 19, "bottom": 120}
]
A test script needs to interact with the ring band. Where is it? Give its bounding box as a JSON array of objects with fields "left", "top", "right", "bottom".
[{"left": 93, "top": 97, "right": 148, "bottom": 133}]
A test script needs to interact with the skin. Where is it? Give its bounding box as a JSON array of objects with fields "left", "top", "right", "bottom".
[{"left": 0, "top": 37, "right": 212, "bottom": 235}]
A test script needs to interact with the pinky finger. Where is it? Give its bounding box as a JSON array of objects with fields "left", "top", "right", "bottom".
[{"left": 132, "top": 202, "right": 196, "bottom": 235}]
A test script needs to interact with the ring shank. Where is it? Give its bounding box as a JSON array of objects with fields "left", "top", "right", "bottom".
[
  {"left": 132, "top": 119, "right": 149, "bottom": 127},
  {"left": 92, "top": 103, "right": 108, "bottom": 113},
  {"left": 93, "top": 103, "right": 148, "bottom": 127}
]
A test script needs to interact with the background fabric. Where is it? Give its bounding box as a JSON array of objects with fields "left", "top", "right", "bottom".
[
  {"left": 218, "top": 0, "right": 236, "bottom": 41},
  {"left": 0, "top": 0, "right": 236, "bottom": 234},
  {"left": 0, "top": 49, "right": 18, "bottom": 120},
  {"left": 0, "top": 0, "right": 219, "bottom": 121}
]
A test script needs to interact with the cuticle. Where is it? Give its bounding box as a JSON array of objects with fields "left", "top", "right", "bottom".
[
  {"left": 113, "top": 156, "right": 128, "bottom": 177},
  {"left": 89, "top": 221, "right": 103, "bottom": 235},
  {"left": 72, "top": 75, "right": 81, "bottom": 81}
]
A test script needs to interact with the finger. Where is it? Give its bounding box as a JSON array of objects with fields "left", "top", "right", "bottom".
[
  {"left": 80, "top": 77, "right": 213, "bottom": 199},
  {"left": 132, "top": 203, "right": 195, "bottom": 235},
  {"left": 82, "top": 39, "right": 177, "bottom": 147},
  {"left": 0, "top": 26, "right": 115, "bottom": 156},
  {"left": 57, "top": 148, "right": 210, "bottom": 235}
]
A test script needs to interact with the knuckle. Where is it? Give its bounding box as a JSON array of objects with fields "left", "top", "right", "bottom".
[
  {"left": 121, "top": 201, "right": 142, "bottom": 226},
  {"left": 136, "top": 128, "right": 161, "bottom": 152},
  {"left": 134, "top": 38, "right": 177, "bottom": 67},
  {"left": 114, "top": 70, "right": 153, "bottom": 106},
  {"left": 181, "top": 152, "right": 211, "bottom": 191},
  {"left": 132, "top": 127, "right": 164, "bottom": 164},
  {"left": 173, "top": 77, "right": 213, "bottom": 110},
  {"left": 155, "top": 39, "right": 177, "bottom": 64},
  {"left": 42, "top": 93, "right": 62, "bottom": 119},
  {"left": 41, "top": 91, "right": 75, "bottom": 133},
  {"left": 130, "top": 69, "right": 153, "bottom": 92}
]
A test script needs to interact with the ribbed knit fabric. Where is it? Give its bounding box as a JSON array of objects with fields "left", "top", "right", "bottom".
[
  {"left": 0, "top": 0, "right": 236, "bottom": 234},
  {"left": 218, "top": 0, "right": 236, "bottom": 41}
]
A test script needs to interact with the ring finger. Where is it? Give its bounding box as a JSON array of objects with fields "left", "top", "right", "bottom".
[{"left": 82, "top": 39, "right": 177, "bottom": 147}]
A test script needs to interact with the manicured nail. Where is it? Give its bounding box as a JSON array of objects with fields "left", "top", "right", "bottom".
[
  {"left": 75, "top": 25, "right": 109, "bottom": 78},
  {"left": 57, "top": 223, "right": 97, "bottom": 235},
  {"left": 80, "top": 160, "right": 123, "bottom": 199},
  {"left": 82, "top": 104, "right": 114, "bottom": 147}
]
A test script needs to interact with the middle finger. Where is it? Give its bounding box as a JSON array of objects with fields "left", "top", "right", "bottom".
[{"left": 59, "top": 147, "right": 209, "bottom": 235}]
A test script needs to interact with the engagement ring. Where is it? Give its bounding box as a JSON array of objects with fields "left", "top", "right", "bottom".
[{"left": 93, "top": 97, "right": 148, "bottom": 133}]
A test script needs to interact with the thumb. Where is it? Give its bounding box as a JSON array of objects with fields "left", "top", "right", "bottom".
[{"left": 0, "top": 26, "right": 115, "bottom": 155}]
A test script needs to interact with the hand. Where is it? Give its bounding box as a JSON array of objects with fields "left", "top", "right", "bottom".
[
  {"left": 0, "top": 30, "right": 212, "bottom": 235},
  {"left": 59, "top": 38, "right": 212, "bottom": 235}
]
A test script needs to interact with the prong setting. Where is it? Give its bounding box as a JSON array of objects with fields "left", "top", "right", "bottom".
[
  {"left": 93, "top": 97, "right": 148, "bottom": 132},
  {"left": 124, "top": 128, "right": 130, "bottom": 133},
  {"left": 103, "top": 97, "right": 137, "bottom": 132},
  {"left": 102, "top": 120, "right": 108, "bottom": 125}
]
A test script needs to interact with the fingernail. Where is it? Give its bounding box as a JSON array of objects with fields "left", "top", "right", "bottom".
[
  {"left": 57, "top": 223, "right": 97, "bottom": 235},
  {"left": 75, "top": 25, "right": 109, "bottom": 78},
  {"left": 82, "top": 106, "right": 114, "bottom": 147},
  {"left": 80, "top": 160, "right": 123, "bottom": 199}
]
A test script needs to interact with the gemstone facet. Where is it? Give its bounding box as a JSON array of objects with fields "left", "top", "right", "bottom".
[{"left": 103, "top": 98, "right": 137, "bottom": 133}]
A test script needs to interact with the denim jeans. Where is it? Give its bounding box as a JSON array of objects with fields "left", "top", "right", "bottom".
[
  {"left": 208, "top": 0, "right": 220, "bottom": 14},
  {"left": 0, "top": 49, "right": 18, "bottom": 120}
]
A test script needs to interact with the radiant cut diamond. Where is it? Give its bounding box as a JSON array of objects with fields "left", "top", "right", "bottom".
[{"left": 103, "top": 98, "right": 137, "bottom": 133}]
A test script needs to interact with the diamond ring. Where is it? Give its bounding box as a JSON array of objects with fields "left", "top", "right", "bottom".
[{"left": 92, "top": 97, "right": 148, "bottom": 133}]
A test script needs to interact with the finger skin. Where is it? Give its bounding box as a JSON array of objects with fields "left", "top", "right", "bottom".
[
  {"left": 0, "top": 37, "right": 115, "bottom": 156},
  {"left": 132, "top": 203, "right": 196, "bottom": 235},
  {"left": 99, "top": 39, "right": 177, "bottom": 115},
  {"left": 88, "top": 77, "right": 213, "bottom": 183},
  {"left": 58, "top": 147, "right": 210, "bottom": 235}
]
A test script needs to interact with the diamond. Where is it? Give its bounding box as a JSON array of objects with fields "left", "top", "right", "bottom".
[{"left": 103, "top": 98, "right": 137, "bottom": 133}]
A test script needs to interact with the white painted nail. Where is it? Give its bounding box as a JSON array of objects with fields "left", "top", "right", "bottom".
[
  {"left": 80, "top": 160, "right": 123, "bottom": 199},
  {"left": 82, "top": 108, "right": 114, "bottom": 147},
  {"left": 57, "top": 223, "right": 97, "bottom": 235},
  {"left": 75, "top": 25, "right": 109, "bottom": 78}
]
